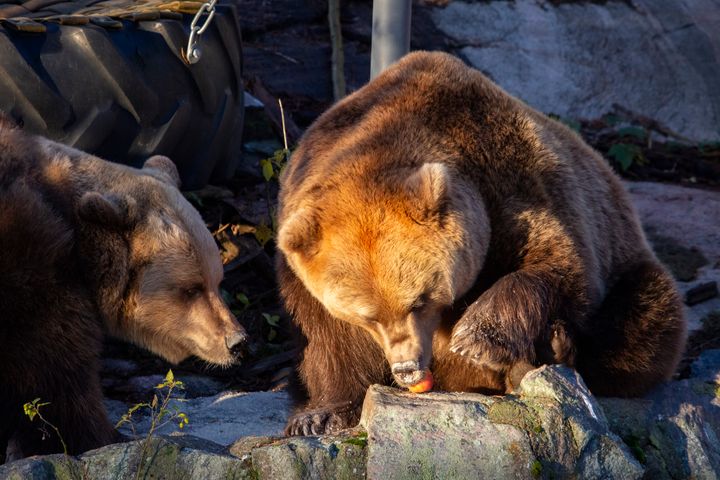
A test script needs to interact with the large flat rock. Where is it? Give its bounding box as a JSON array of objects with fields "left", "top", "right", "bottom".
[
  {"left": 108, "top": 390, "right": 291, "bottom": 446},
  {"left": 431, "top": 0, "right": 720, "bottom": 141},
  {"left": 360, "top": 367, "right": 643, "bottom": 479}
]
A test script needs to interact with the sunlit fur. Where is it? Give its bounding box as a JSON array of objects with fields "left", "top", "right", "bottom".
[
  {"left": 280, "top": 162, "right": 489, "bottom": 377},
  {"left": 276, "top": 51, "right": 686, "bottom": 437},
  {"left": 0, "top": 117, "right": 244, "bottom": 460}
]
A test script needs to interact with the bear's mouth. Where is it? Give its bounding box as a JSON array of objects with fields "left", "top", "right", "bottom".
[
  {"left": 394, "top": 369, "right": 426, "bottom": 387},
  {"left": 391, "top": 359, "right": 428, "bottom": 387},
  {"left": 192, "top": 345, "right": 240, "bottom": 368}
]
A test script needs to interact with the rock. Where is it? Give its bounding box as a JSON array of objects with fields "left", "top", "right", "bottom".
[
  {"left": 0, "top": 454, "right": 81, "bottom": 480},
  {"left": 431, "top": 0, "right": 720, "bottom": 141},
  {"left": 113, "top": 390, "right": 291, "bottom": 446},
  {"left": 360, "top": 366, "right": 643, "bottom": 479},
  {"left": 362, "top": 388, "right": 535, "bottom": 479},
  {"left": 101, "top": 358, "right": 139, "bottom": 376},
  {"left": 686, "top": 282, "right": 720, "bottom": 306},
  {"left": 600, "top": 349, "right": 720, "bottom": 479},
  {"left": 177, "top": 375, "right": 227, "bottom": 398},
  {"left": 692, "top": 349, "right": 720, "bottom": 384},
  {"left": 9, "top": 355, "right": 720, "bottom": 478},
  {"left": 0, "top": 436, "right": 253, "bottom": 480},
  {"left": 250, "top": 433, "right": 367, "bottom": 480}
]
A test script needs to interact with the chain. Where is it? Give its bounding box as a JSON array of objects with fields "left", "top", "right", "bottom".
[{"left": 185, "top": 0, "right": 217, "bottom": 64}]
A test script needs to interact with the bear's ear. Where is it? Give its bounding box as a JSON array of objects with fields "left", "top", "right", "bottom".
[
  {"left": 277, "top": 208, "right": 321, "bottom": 257},
  {"left": 142, "top": 155, "right": 181, "bottom": 188},
  {"left": 77, "top": 192, "right": 138, "bottom": 229},
  {"left": 403, "top": 162, "right": 450, "bottom": 219}
]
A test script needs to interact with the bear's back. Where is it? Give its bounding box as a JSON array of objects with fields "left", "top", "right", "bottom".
[{"left": 280, "top": 51, "right": 649, "bottom": 303}]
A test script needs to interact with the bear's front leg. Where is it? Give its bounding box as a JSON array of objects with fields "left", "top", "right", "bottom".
[
  {"left": 278, "top": 255, "right": 389, "bottom": 436},
  {"left": 284, "top": 318, "right": 389, "bottom": 436},
  {"left": 450, "top": 268, "right": 564, "bottom": 372}
]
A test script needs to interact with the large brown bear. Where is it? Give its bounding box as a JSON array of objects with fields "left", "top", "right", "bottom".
[
  {"left": 276, "top": 51, "right": 687, "bottom": 436},
  {"left": 0, "top": 115, "right": 247, "bottom": 461}
]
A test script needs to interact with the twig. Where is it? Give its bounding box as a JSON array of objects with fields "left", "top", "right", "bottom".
[
  {"left": 279, "top": 99, "right": 289, "bottom": 151},
  {"left": 245, "top": 75, "right": 303, "bottom": 145}
]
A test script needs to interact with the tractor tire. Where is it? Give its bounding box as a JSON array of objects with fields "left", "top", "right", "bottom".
[{"left": 0, "top": 1, "right": 244, "bottom": 189}]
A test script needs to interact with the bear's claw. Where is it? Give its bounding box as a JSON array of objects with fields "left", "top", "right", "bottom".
[{"left": 284, "top": 403, "right": 359, "bottom": 436}]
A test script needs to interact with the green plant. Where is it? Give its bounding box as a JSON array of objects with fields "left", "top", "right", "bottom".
[
  {"left": 548, "top": 114, "right": 580, "bottom": 132},
  {"left": 607, "top": 143, "right": 645, "bottom": 171},
  {"left": 262, "top": 312, "right": 281, "bottom": 342},
  {"left": 343, "top": 431, "right": 368, "bottom": 447},
  {"left": 115, "top": 370, "right": 189, "bottom": 479},
  {"left": 530, "top": 459, "right": 543, "bottom": 478},
  {"left": 617, "top": 126, "right": 647, "bottom": 141},
  {"left": 22, "top": 399, "right": 88, "bottom": 478},
  {"left": 622, "top": 435, "right": 647, "bottom": 465},
  {"left": 259, "top": 148, "right": 289, "bottom": 183},
  {"left": 236, "top": 292, "right": 251, "bottom": 310},
  {"left": 254, "top": 99, "right": 292, "bottom": 247},
  {"left": 255, "top": 147, "right": 289, "bottom": 247},
  {"left": 23, "top": 398, "right": 68, "bottom": 455}
]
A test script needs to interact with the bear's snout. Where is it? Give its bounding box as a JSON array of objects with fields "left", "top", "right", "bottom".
[
  {"left": 391, "top": 360, "right": 424, "bottom": 386},
  {"left": 226, "top": 330, "right": 248, "bottom": 358}
]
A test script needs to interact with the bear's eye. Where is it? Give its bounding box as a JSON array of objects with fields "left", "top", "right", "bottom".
[
  {"left": 410, "top": 293, "right": 430, "bottom": 312},
  {"left": 182, "top": 286, "right": 204, "bottom": 299}
]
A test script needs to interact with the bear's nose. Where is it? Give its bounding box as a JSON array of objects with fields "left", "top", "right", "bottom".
[
  {"left": 226, "top": 331, "right": 248, "bottom": 358},
  {"left": 391, "top": 360, "right": 423, "bottom": 386}
]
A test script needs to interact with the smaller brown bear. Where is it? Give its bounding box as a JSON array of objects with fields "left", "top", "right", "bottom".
[
  {"left": 0, "top": 115, "right": 247, "bottom": 462},
  {"left": 276, "top": 51, "right": 687, "bottom": 436}
]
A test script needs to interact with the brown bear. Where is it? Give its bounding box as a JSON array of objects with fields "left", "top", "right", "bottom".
[
  {"left": 276, "top": 51, "right": 687, "bottom": 436},
  {"left": 0, "top": 115, "right": 247, "bottom": 462}
]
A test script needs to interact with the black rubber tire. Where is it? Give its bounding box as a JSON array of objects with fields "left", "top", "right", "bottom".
[{"left": 0, "top": 4, "right": 244, "bottom": 189}]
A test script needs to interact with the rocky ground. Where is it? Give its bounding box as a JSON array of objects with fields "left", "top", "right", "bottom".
[
  {"left": 5, "top": 353, "right": 720, "bottom": 479},
  {"left": 3, "top": 0, "right": 720, "bottom": 478}
]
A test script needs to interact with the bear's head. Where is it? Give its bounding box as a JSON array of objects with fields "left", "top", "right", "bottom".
[
  {"left": 279, "top": 162, "right": 489, "bottom": 387},
  {"left": 75, "top": 155, "right": 246, "bottom": 367}
]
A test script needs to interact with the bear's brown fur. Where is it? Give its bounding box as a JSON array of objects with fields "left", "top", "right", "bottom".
[
  {"left": 0, "top": 115, "right": 247, "bottom": 461},
  {"left": 276, "top": 51, "right": 687, "bottom": 436}
]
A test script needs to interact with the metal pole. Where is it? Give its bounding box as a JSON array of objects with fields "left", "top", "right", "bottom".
[{"left": 370, "top": 0, "right": 412, "bottom": 80}]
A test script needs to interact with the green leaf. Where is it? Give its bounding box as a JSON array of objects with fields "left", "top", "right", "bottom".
[
  {"left": 603, "top": 113, "right": 623, "bottom": 126},
  {"left": 617, "top": 126, "right": 647, "bottom": 140},
  {"left": 128, "top": 403, "right": 147, "bottom": 414},
  {"left": 267, "top": 328, "right": 277, "bottom": 342},
  {"left": 260, "top": 158, "right": 274, "bottom": 182},
  {"left": 184, "top": 192, "right": 204, "bottom": 208},
  {"left": 272, "top": 149, "right": 283, "bottom": 163},
  {"left": 236, "top": 293, "right": 250, "bottom": 308},
  {"left": 23, "top": 403, "right": 36, "bottom": 421},
  {"left": 254, "top": 223, "right": 274, "bottom": 247},
  {"left": 262, "top": 313, "right": 280, "bottom": 327},
  {"left": 607, "top": 143, "right": 642, "bottom": 171},
  {"left": 560, "top": 118, "right": 581, "bottom": 132},
  {"left": 221, "top": 289, "right": 233, "bottom": 306}
]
